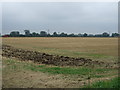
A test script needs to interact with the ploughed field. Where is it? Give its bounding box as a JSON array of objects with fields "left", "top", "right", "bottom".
[{"left": 2, "top": 37, "right": 119, "bottom": 88}]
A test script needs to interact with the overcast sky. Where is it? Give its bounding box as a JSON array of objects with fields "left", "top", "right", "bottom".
[{"left": 2, "top": 2, "right": 118, "bottom": 35}]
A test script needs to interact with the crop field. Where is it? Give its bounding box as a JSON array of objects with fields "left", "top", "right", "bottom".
[
  {"left": 2, "top": 37, "right": 119, "bottom": 88},
  {"left": 3, "top": 37, "right": 118, "bottom": 60}
]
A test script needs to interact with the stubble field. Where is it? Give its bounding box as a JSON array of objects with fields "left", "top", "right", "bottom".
[{"left": 3, "top": 37, "right": 118, "bottom": 59}]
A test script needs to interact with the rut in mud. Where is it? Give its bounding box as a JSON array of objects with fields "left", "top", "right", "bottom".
[{"left": 2, "top": 44, "right": 115, "bottom": 67}]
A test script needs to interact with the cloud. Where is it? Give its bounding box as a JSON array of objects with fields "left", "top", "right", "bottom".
[{"left": 2, "top": 2, "right": 118, "bottom": 34}]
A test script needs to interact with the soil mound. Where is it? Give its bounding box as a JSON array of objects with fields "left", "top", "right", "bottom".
[{"left": 2, "top": 44, "right": 111, "bottom": 67}]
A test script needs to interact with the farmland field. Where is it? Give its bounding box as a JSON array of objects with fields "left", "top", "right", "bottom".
[
  {"left": 3, "top": 37, "right": 118, "bottom": 61},
  {"left": 2, "top": 37, "right": 119, "bottom": 88}
]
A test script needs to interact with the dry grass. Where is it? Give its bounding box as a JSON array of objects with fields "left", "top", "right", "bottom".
[
  {"left": 2, "top": 37, "right": 118, "bottom": 62},
  {"left": 2, "top": 37, "right": 118, "bottom": 55}
]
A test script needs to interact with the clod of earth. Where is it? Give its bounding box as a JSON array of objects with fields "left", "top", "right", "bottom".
[{"left": 2, "top": 44, "right": 115, "bottom": 68}]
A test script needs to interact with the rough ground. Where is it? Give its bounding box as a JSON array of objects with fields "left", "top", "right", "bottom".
[
  {"left": 2, "top": 44, "right": 117, "bottom": 68},
  {"left": 3, "top": 69, "right": 117, "bottom": 88},
  {"left": 2, "top": 37, "right": 118, "bottom": 88},
  {"left": 2, "top": 57, "right": 118, "bottom": 88},
  {"left": 2, "top": 44, "right": 119, "bottom": 88}
]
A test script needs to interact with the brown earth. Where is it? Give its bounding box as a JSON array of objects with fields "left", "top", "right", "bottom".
[
  {"left": 2, "top": 44, "right": 116, "bottom": 68},
  {"left": 2, "top": 62, "right": 118, "bottom": 88}
]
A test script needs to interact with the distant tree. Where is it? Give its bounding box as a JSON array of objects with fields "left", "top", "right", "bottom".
[
  {"left": 10, "top": 31, "right": 20, "bottom": 37},
  {"left": 36, "top": 33, "right": 40, "bottom": 37},
  {"left": 47, "top": 33, "right": 51, "bottom": 37},
  {"left": 102, "top": 32, "right": 109, "bottom": 37},
  {"left": 83, "top": 33, "right": 88, "bottom": 37},
  {"left": 60, "top": 32, "right": 67, "bottom": 37},
  {"left": 111, "top": 33, "right": 119, "bottom": 37},
  {"left": 78, "top": 33, "right": 82, "bottom": 37},
  {"left": 5, "top": 30, "right": 120, "bottom": 37},
  {"left": 94, "top": 34, "right": 102, "bottom": 37},
  {"left": 88, "top": 34, "right": 94, "bottom": 37},
  {"left": 32, "top": 32, "right": 39, "bottom": 37},
  {"left": 53, "top": 32, "right": 58, "bottom": 37},
  {"left": 40, "top": 31, "right": 47, "bottom": 37},
  {"left": 24, "top": 30, "right": 30, "bottom": 36},
  {"left": 19, "top": 34, "right": 25, "bottom": 37}
]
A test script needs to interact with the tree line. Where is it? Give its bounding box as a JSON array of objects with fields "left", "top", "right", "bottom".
[{"left": 2, "top": 30, "right": 120, "bottom": 37}]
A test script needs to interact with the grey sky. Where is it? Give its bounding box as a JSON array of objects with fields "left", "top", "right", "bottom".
[{"left": 2, "top": 2, "right": 118, "bottom": 35}]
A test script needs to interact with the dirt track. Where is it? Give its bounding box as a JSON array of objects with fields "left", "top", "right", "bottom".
[{"left": 2, "top": 44, "right": 115, "bottom": 68}]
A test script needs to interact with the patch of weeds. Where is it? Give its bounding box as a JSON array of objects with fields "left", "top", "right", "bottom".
[
  {"left": 37, "top": 66, "right": 93, "bottom": 75},
  {"left": 37, "top": 65, "right": 46, "bottom": 68},
  {"left": 95, "top": 68, "right": 111, "bottom": 73},
  {"left": 84, "top": 77, "right": 120, "bottom": 88}
]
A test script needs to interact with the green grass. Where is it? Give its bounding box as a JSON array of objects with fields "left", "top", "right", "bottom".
[
  {"left": 84, "top": 77, "right": 120, "bottom": 88},
  {"left": 3, "top": 58, "right": 117, "bottom": 77},
  {"left": 26, "top": 64, "right": 112, "bottom": 75},
  {"left": 37, "top": 66, "right": 92, "bottom": 75}
]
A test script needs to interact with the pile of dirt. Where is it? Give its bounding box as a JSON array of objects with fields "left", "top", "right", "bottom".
[{"left": 2, "top": 44, "right": 112, "bottom": 67}]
